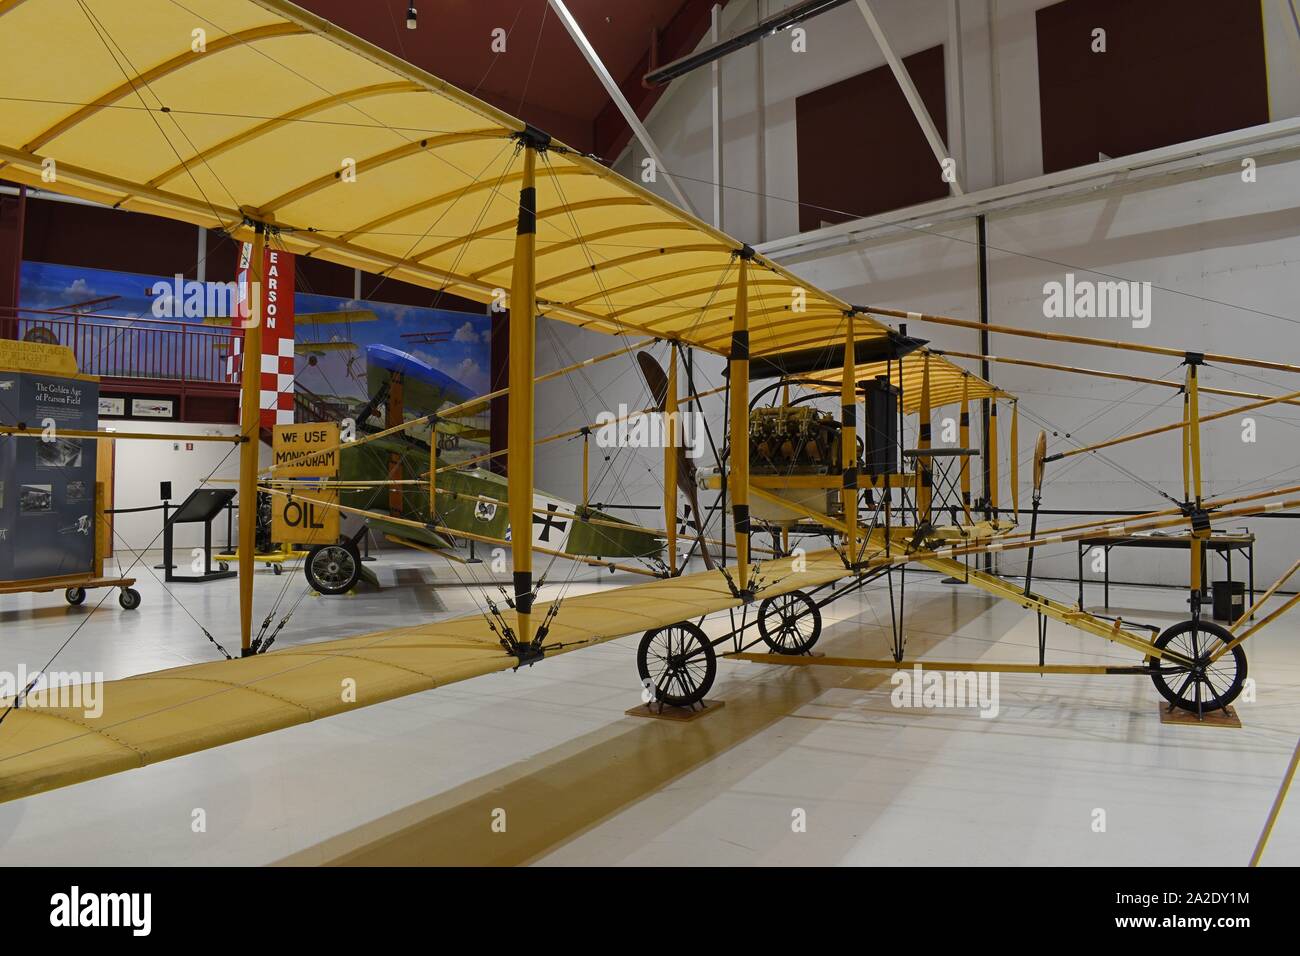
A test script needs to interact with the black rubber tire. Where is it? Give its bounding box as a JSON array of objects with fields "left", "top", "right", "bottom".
[
  {"left": 1148, "top": 618, "right": 1246, "bottom": 714},
  {"left": 757, "top": 590, "right": 822, "bottom": 655},
  {"left": 219, "top": 562, "right": 229, "bottom": 572},
  {"left": 65, "top": 587, "right": 86, "bottom": 606},
  {"left": 304, "top": 543, "right": 361, "bottom": 595},
  {"left": 271, "top": 563, "right": 283, "bottom": 576},
  {"left": 118, "top": 587, "right": 141, "bottom": 610},
  {"left": 637, "top": 622, "right": 717, "bottom": 708}
]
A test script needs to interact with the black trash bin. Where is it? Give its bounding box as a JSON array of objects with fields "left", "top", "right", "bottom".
[{"left": 1212, "top": 580, "right": 1245, "bottom": 623}]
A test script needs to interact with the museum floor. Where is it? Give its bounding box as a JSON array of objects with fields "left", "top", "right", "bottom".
[{"left": 1, "top": 551, "right": 1296, "bottom": 866}]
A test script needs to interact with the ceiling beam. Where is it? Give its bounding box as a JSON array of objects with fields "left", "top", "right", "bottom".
[
  {"left": 548, "top": 0, "right": 698, "bottom": 215},
  {"left": 853, "top": 0, "right": 961, "bottom": 195}
]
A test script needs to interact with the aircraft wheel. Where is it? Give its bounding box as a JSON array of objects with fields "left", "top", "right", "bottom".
[
  {"left": 757, "top": 590, "right": 822, "bottom": 655},
  {"left": 637, "top": 622, "right": 716, "bottom": 708},
  {"left": 118, "top": 588, "right": 141, "bottom": 610},
  {"left": 305, "top": 543, "right": 360, "bottom": 595},
  {"left": 1148, "top": 618, "right": 1246, "bottom": 714},
  {"left": 271, "top": 563, "right": 283, "bottom": 576},
  {"left": 65, "top": 587, "right": 86, "bottom": 606}
]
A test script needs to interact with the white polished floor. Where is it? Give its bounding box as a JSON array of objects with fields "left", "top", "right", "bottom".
[{"left": 0, "top": 548, "right": 1296, "bottom": 866}]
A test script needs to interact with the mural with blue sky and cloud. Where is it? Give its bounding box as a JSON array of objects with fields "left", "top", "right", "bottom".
[{"left": 18, "top": 260, "right": 492, "bottom": 406}]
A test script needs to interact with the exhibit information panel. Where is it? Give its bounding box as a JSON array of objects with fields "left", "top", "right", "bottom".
[{"left": 0, "top": 369, "right": 99, "bottom": 581}]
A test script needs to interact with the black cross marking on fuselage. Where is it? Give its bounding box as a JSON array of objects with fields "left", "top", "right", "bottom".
[
  {"left": 533, "top": 503, "right": 568, "bottom": 543},
  {"left": 678, "top": 504, "right": 694, "bottom": 536}
]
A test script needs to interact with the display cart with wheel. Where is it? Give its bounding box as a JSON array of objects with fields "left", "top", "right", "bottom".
[
  {"left": 0, "top": 572, "right": 140, "bottom": 609},
  {"left": 0, "top": 344, "right": 142, "bottom": 612},
  {"left": 0, "top": 482, "right": 140, "bottom": 610}
]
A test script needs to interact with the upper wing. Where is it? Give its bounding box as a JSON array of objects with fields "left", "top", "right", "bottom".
[
  {"left": 0, "top": 0, "right": 901, "bottom": 360},
  {"left": 803, "top": 353, "right": 1005, "bottom": 411}
]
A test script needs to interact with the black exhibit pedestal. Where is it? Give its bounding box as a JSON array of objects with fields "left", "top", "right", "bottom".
[{"left": 163, "top": 488, "right": 238, "bottom": 583}]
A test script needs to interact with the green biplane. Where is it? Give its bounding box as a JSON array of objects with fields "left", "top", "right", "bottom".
[{"left": 287, "top": 343, "right": 664, "bottom": 594}]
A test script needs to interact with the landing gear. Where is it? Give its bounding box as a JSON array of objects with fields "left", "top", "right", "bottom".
[
  {"left": 757, "top": 590, "right": 821, "bottom": 655},
  {"left": 1148, "top": 618, "right": 1247, "bottom": 714},
  {"left": 305, "top": 543, "right": 361, "bottom": 595},
  {"left": 637, "top": 621, "right": 716, "bottom": 708}
]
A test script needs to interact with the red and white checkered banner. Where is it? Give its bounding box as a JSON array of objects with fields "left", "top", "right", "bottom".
[{"left": 227, "top": 244, "right": 295, "bottom": 428}]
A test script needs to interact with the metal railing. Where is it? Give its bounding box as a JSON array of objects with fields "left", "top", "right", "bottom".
[{"left": 3, "top": 308, "right": 243, "bottom": 385}]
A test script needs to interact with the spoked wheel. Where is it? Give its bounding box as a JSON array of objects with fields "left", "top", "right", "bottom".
[
  {"left": 757, "top": 590, "right": 822, "bottom": 655},
  {"left": 1148, "top": 618, "right": 1247, "bottom": 715},
  {"left": 304, "top": 543, "right": 361, "bottom": 595},
  {"left": 637, "top": 622, "right": 717, "bottom": 708}
]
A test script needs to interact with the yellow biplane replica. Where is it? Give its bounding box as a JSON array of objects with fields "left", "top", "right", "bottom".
[{"left": 1, "top": 0, "right": 1298, "bottom": 819}]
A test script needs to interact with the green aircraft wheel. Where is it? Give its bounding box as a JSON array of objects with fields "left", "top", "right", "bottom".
[
  {"left": 1148, "top": 618, "right": 1246, "bottom": 715},
  {"left": 305, "top": 543, "right": 361, "bottom": 595},
  {"left": 757, "top": 590, "right": 821, "bottom": 655},
  {"left": 637, "top": 622, "right": 716, "bottom": 708}
]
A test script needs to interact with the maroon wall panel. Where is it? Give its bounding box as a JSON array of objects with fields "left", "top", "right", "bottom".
[
  {"left": 23, "top": 200, "right": 207, "bottom": 278},
  {"left": 795, "top": 45, "right": 948, "bottom": 233},
  {"left": 1037, "top": 0, "right": 1269, "bottom": 174},
  {"left": 0, "top": 185, "right": 24, "bottom": 338}
]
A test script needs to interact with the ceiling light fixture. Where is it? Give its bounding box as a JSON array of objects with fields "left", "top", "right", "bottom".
[{"left": 406, "top": 4, "right": 418, "bottom": 30}]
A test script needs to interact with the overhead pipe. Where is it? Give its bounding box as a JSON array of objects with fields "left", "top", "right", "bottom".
[{"left": 644, "top": 0, "right": 853, "bottom": 86}]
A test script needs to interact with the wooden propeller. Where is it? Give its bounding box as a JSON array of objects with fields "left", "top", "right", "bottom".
[
  {"left": 635, "top": 351, "right": 717, "bottom": 570},
  {"left": 1032, "top": 430, "right": 1049, "bottom": 496}
]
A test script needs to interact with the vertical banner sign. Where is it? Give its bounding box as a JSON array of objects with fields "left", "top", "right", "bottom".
[{"left": 228, "top": 243, "right": 295, "bottom": 428}]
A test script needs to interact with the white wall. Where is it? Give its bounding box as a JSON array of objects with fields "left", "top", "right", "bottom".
[
  {"left": 106, "top": 420, "right": 270, "bottom": 559},
  {"left": 780, "top": 153, "right": 1300, "bottom": 587},
  {"left": 617, "top": 0, "right": 1300, "bottom": 240}
]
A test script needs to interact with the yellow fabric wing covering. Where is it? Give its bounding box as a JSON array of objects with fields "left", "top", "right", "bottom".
[
  {"left": 0, "top": 550, "right": 854, "bottom": 803},
  {"left": 804, "top": 353, "right": 1005, "bottom": 412},
  {"left": 2, "top": 0, "right": 895, "bottom": 359}
]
